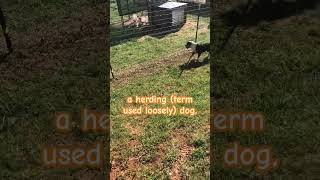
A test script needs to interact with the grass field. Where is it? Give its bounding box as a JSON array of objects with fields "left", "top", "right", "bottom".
[
  {"left": 1, "top": 1, "right": 107, "bottom": 179},
  {"left": 110, "top": 1, "right": 211, "bottom": 179},
  {"left": 1, "top": 0, "right": 318, "bottom": 179},
  {"left": 211, "top": 1, "right": 320, "bottom": 179}
]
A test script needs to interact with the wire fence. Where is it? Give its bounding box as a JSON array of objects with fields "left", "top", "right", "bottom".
[
  {"left": 111, "top": 2, "right": 211, "bottom": 24},
  {"left": 110, "top": 2, "right": 211, "bottom": 44},
  {"left": 111, "top": 9, "right": 210, "bottom": 33},
  {"left": 111, "top": 2, "right": 211, "bottom": 22}
]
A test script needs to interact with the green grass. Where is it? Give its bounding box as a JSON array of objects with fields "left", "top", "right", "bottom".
[
  {"left": 211, "top": 3, "right": 320, "bottom": 178},
  {"left": 0, "top": 60, "right": 107, "bottom": 179},
  {"left": 0, "top": 1, "right": 107, "bottom": 179},
  {"left": 111, "top": 65, "right": 210, "bottom": 178},
  {"left": 110, "top": 7, "right": 210, "bottom": 178},
  {"left": 111, "top": 19, "right": 209, "bottom": 70},
  {"left": 2, "top": 0, "right": 210, "bottom": 178},
  {"left": 3, "top": 0, "right": 103, "bottom": 32},
  {"left": 3, "top": 0, "right": 318, "bottom": 179},
  {"left": 110, "top": 0, "right": 122, "bottom": 23}
]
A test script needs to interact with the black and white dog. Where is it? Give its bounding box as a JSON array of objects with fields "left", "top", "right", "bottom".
[{"left": 185, "top": 41, "right": 209, "bottom": 64}]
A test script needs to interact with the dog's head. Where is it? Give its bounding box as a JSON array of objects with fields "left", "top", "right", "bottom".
[
  {"left": 186, "top": 41, "right": 197, "bottom": 51},
  {"left": 186, "top": 41, "right": 192, "bottom": 49},
  {"left": 185, "top": 41, "right": 197, "bottom": 52}
]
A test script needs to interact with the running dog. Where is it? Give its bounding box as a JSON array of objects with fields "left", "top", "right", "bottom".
[{"left": 185, "top": 41, "right": 209, "bottom": 64}]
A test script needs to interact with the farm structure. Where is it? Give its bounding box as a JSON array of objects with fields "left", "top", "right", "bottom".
[
  {"left": 111, "top": 0, "right": 210, "bottom": 43},
  {"left": 149, "top": 2, "right": 187, "bottom": 29},
  {"left": 115, "top": 0, "right": 208, "bottom": 16}
]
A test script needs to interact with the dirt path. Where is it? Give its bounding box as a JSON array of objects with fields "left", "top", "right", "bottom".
[{"left": 111, "top": 50, "right": 209, "bottom": 89}]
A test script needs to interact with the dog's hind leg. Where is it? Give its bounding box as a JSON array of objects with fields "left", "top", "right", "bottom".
[
  {"left": 111, "top": 70, "right": 115, "bottom": 79},
  {"left": 196, "top": 53, "right": 202, "bottom": 62}
]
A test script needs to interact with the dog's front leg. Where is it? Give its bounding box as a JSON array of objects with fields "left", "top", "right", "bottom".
[
  {"left": 110, "top": 65, "right": 115, "bottom": 79},
  {"left": 186, "top": 52, "right": 195, "bottom": 64}
]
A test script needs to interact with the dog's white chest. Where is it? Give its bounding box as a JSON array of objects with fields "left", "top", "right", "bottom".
[{"left": 189, "top": 42, "right": 197, "bottom": 52}]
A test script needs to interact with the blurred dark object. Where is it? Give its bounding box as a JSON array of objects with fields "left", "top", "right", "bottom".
[
  {"left": 216, "top": 0, "right": 320, "bottom": 52},
  {"left": 222, "top": 0, "right": 320, "bottom": 26},
  {"left": 0, "top": 6, "right": 13, "bottom": 55}
]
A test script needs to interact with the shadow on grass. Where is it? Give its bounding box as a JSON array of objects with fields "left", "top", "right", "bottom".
[{"left": 178, "top": 56, "right": 209, "bottom": 77}]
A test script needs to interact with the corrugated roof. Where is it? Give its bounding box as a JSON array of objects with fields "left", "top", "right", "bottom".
[{"left": 158, "top": 2, "right": 187, "bottom": 9}]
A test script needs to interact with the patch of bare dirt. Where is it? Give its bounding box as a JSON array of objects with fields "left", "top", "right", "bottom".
[
  {"left": 137, "top": 36, "right": 147, "bottom": 42},
  {"left": 124, "top": 122, "right": 143, "bottom": 136},
  {"left": 177, "top": 21, "right": 209, "bottom": 36},
  {"left": 152, "top": 142, "right": 168, "bottom": 167},
  {"left": 111, "top": 50, "right": 191, "bottom": 89},
  {"left": 127, "top": 156, "right": 140, "bottom": 170},
  {"left": 170, "top": 132, "right": 195, "bottom": 180},
  {"left": 111, "top": 116, "right": 151, "bottom": 179},
  {"left": 111, "top": 151, "right": 143, "bottom": 179},
  {"left": 111, "top": 152, "right": 142, "bottom": 179},
  {"left": 111, "top": 127, "right": 143, "bottom": 179},
  {"left": 135, "top": 130, "right": 195, "bottom": 179},
  {"left": 110, "top": 161, "right": 124, "bottom": 180}
]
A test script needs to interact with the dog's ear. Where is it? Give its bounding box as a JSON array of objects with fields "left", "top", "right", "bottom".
[{"left": 185, "top": 41, "right": 191, "bottom": 48}]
